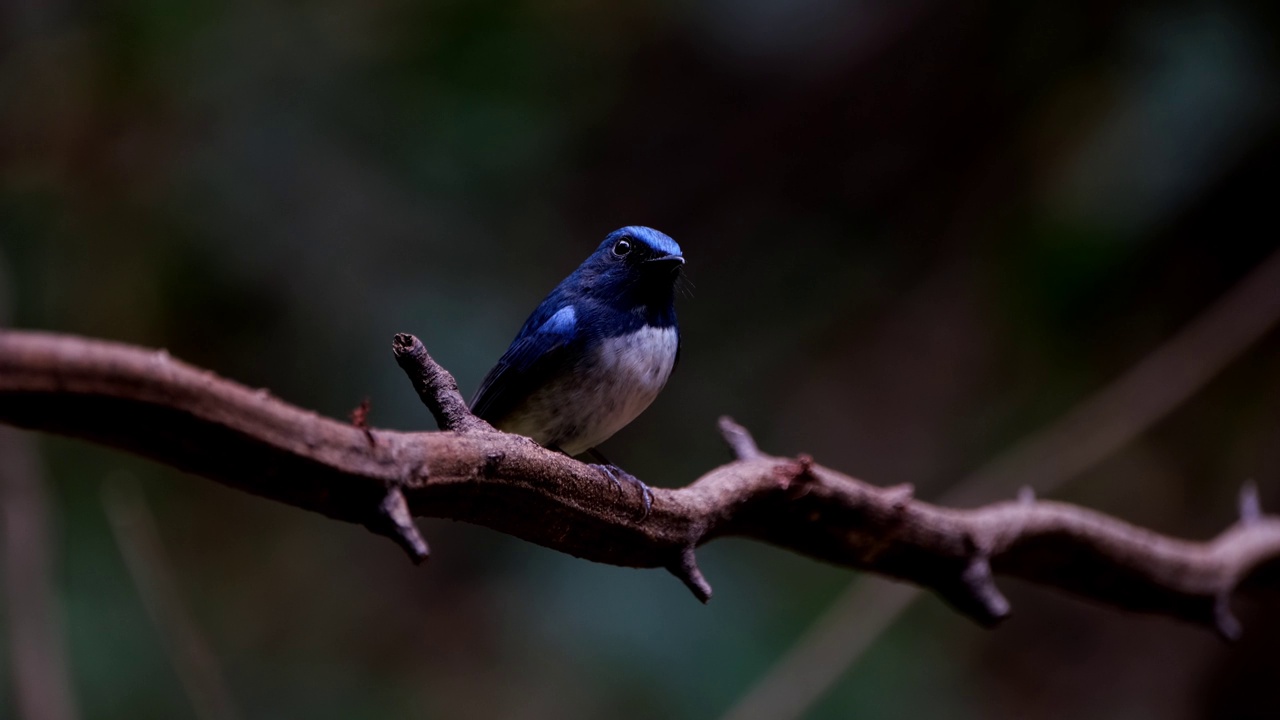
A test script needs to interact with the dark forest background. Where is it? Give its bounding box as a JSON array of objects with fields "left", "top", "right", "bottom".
[{"left": 2, "top": 0, "right": 1279, "bottom": 718}]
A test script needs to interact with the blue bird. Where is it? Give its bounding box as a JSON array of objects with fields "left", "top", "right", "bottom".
[{"left": 470, "top": 226, "right": 685, "bottom": 517}]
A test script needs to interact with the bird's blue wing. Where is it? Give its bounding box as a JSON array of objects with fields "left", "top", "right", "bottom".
[{"left": 470, "top": 304, "right": 579, "bottom": 423}]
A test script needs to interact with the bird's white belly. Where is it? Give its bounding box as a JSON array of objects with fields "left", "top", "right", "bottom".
[{"left": 503, "top": 326, "right": 679, "bottom": 455}]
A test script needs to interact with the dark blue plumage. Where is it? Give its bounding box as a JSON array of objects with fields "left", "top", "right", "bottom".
[{"left": 470, "top": 227, "right": 684, "bottom": 513}]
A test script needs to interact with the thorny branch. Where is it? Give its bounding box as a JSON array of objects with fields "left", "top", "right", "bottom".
[{"left": 1, "top": 330, "right": 1278, "bottom": 635}]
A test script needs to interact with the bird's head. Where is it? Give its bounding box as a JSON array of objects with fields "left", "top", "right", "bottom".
[{"left": 576, "top": 226, "right": 684, "bottom": 310}]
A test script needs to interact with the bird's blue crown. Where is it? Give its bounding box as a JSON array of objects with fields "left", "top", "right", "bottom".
[{"left": 598, "top": 226, "right": 682, "bottom": 258}]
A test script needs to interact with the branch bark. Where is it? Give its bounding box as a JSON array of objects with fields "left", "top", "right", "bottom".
[{"left": 1, "top": 329, "right": 1278, "bottom": 634}]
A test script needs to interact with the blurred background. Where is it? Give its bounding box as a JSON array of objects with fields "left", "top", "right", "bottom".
[{"left": 2, "top": 0, "right": 1280, "bottom": 718}]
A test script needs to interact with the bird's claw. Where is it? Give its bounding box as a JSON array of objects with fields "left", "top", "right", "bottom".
[{"left": 590, "top": 464, "right": 653, "bottom": 519}]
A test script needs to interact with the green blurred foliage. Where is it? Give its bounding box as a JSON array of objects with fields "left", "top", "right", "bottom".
[{"left": 3, "top": 0, "right": 1279, "bottom": 718}]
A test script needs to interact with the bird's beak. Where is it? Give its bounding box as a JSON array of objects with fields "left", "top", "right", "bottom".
[{"left": 645, "top": 254, "right": 685, "bottom": 267}]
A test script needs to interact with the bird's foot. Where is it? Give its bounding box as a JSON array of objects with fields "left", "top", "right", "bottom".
[{"left": 590, "top": 464, "right": 654, "bottom": 520}]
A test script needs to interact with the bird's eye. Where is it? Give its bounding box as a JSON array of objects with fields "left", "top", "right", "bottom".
[{"left": 612, "top": 239, "right": 632, "bottom": 256}]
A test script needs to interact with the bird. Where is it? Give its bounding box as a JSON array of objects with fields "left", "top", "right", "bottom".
[{"left": 470, "top": 226, "right": 685, "bottom": 517}]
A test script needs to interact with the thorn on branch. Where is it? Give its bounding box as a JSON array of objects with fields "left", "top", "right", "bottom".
[
  {"left": 1239, "top": 480, "right": 1262, "bottom": 526},
  {"left": 949, "top": 554, "right": 1011, "bottom": 627},
  {"left": 667, "top": 546, "right": 713, "bottom": 603},
  {"left": 1214, "top": 592, "right": 1242, "bottom": 641},
  {"left": 718, "top": 416, "right": 763, "bottom": 461},
  {"left": 367, "top": 486, "right": 430, "bottom": 564},
  {"left": 350, "top": 396, "right": 375, "bottom": 446},
  {"left": 1018, "top": 486, "right": 1036, "bottom": 505},
  {"left": 963, "top": 556, "right": 1012, "bottom": 624},
  {"left": 392, "top": 333, "right": 493, "bottom": 434},
  {"left": 885, "top": 483, "right": 915, "bottom": 515},
  {"left": 776, "top": 454, "right": 817, "bottom": 498}
]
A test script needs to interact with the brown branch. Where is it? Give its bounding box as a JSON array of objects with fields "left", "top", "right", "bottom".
[
  {"left": 1, "top": 330, "right": 1279, "bottom": 634},
  {"left": 392, "top": 333, "right": 494, "bottom": 435},
  {"left": 723, "top": 242, "right": 1280, "bottom": 720}
]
